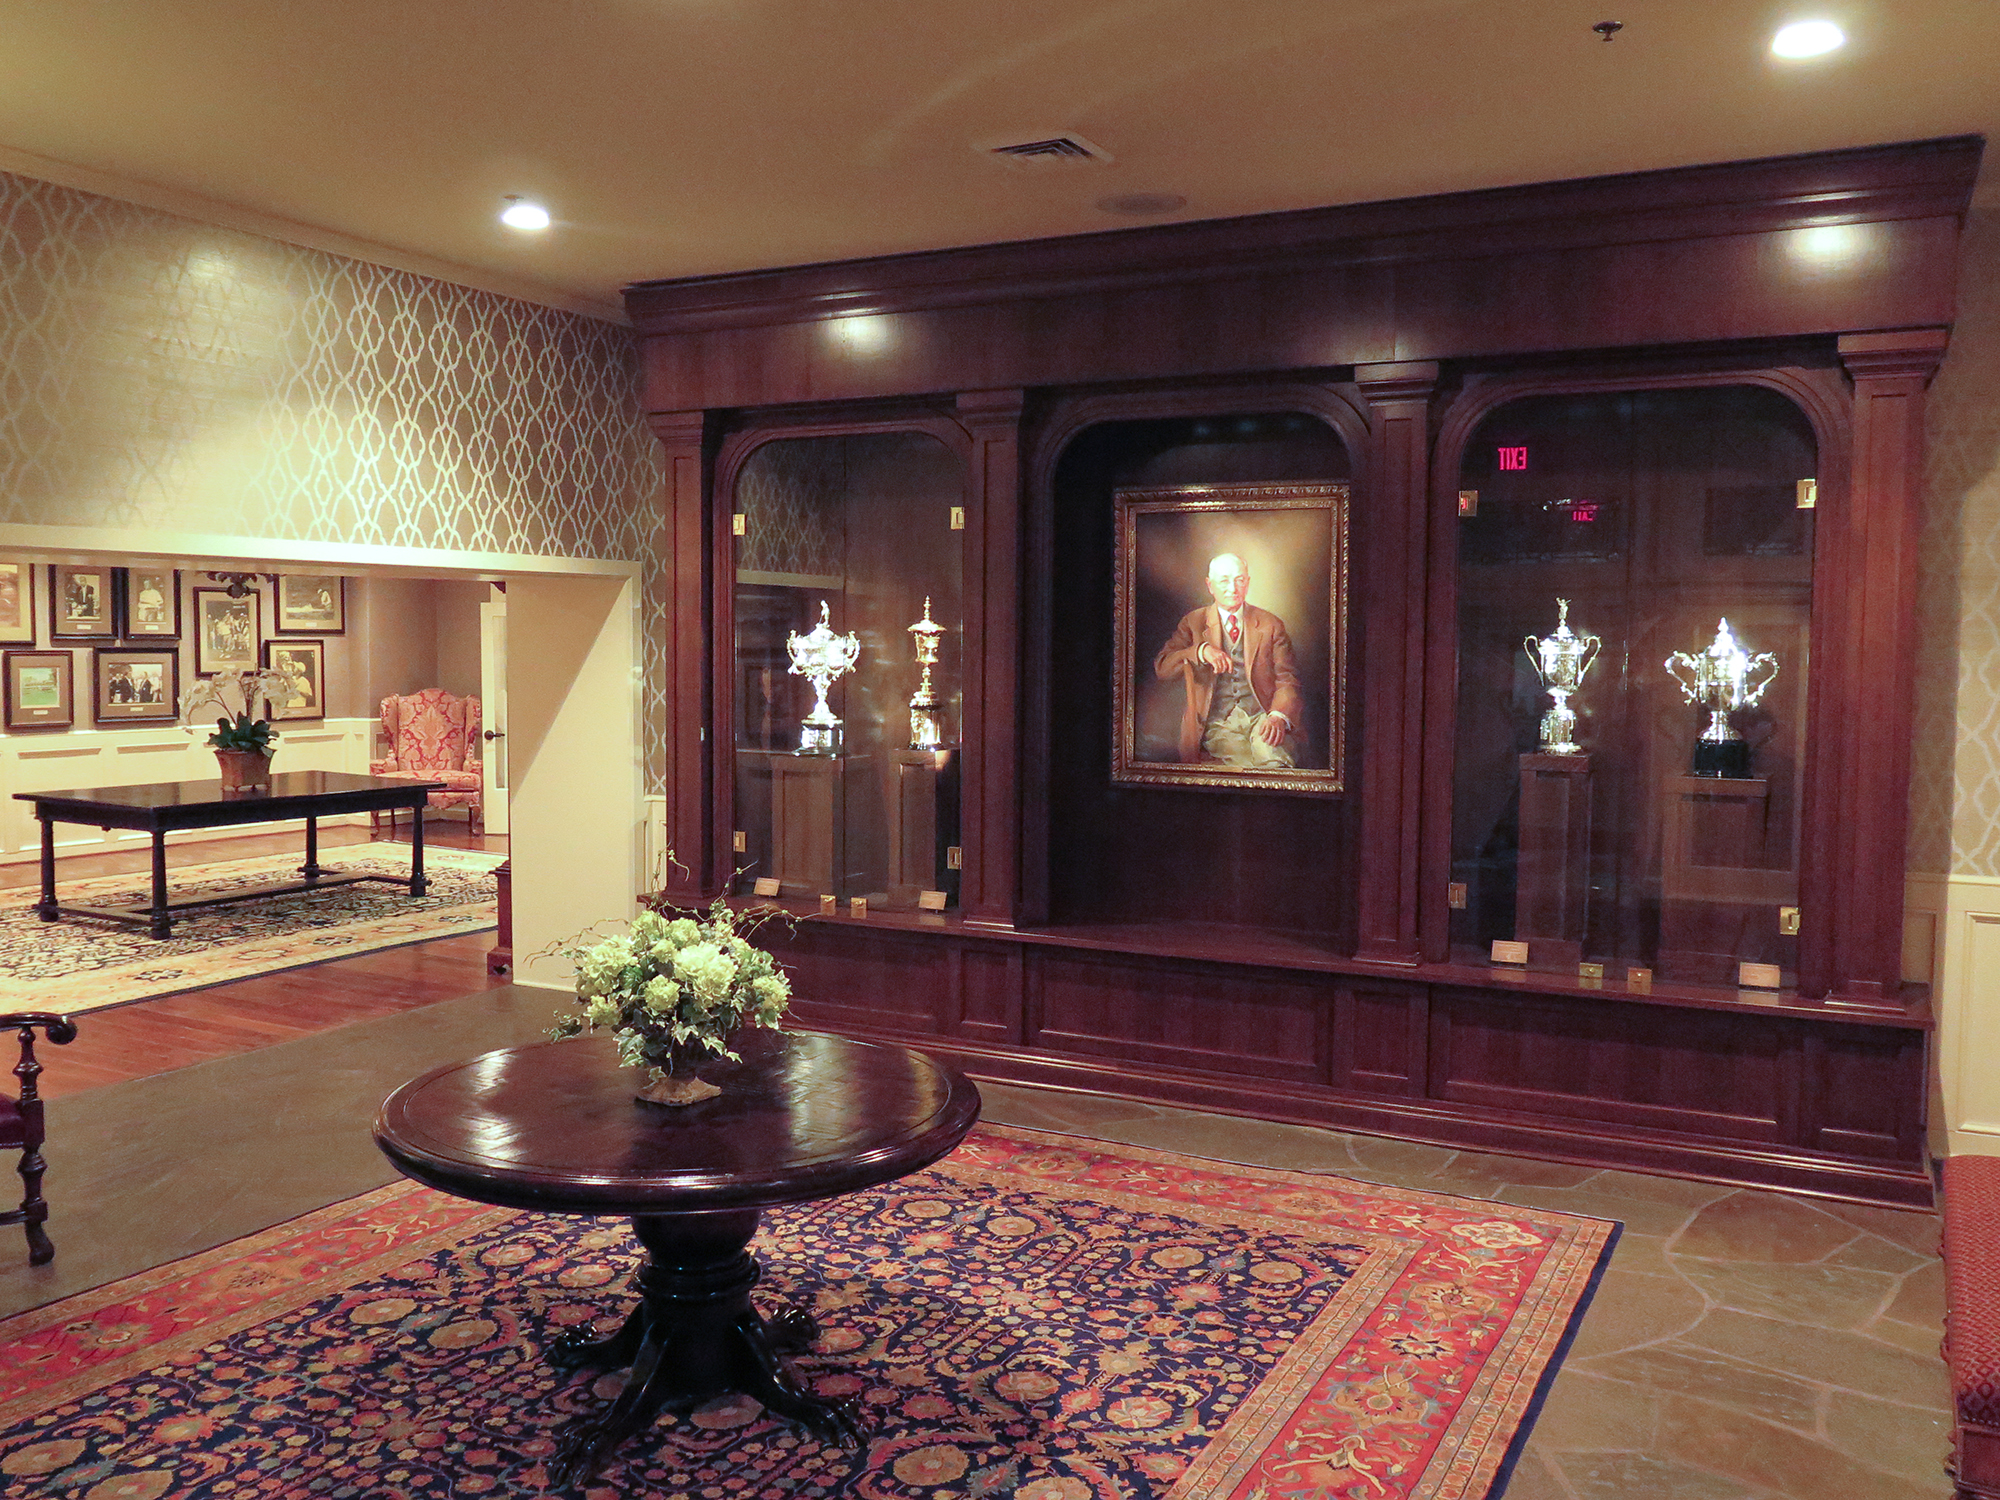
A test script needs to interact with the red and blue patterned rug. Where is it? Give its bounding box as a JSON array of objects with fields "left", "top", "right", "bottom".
[{"left": 0, "top": 1126, "right": 1616, "bottom": 1498}]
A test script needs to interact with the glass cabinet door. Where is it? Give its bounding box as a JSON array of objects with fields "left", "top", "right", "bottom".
[
  {"left": 731, "top": 432, "right": 964, "bottom": 906},
  {"left": 1450, "top": 386, "right": 1817, "bottom": 987}
]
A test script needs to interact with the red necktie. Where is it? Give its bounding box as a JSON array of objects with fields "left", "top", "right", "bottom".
[{"left": 1228, "top": 615, "right": 1240, "bottom": 649}]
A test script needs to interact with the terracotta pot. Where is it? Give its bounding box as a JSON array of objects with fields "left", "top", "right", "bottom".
[{"left": 215, "top": 748, "right": 273, "bottom": 792}]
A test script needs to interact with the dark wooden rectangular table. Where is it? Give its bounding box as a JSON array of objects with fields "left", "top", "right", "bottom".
[{"left": 14, "top": 772, "right": 446, "bottom": 939}]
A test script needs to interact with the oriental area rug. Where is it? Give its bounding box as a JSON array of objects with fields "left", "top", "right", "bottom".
[
  {"left": 0, "top": 846, "right": 503, "bottom": 1015},
  {"left": 0, "top": 1126, "right": 1616, "bottom": 1500}
]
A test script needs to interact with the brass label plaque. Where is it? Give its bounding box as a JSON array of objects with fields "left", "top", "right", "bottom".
[
  {"left": 752, "top": 877, "right": 781, "bottom": 897},
  {"left": 1625, "top": 967, "right": 1653, "bottom": 990},
  {"left": 819, "top": 894, "right": 837, "bottom": 915},
  {"left": 1738, "top": 962, "right": 1783, "bottom": 990},
  {"left": 849, "top": 897, "right": 868, "bottom": 918},
  {"left": 1578, "top": 962, "right": 1605, "bottom": 980},
  {"left": 1490, "top": 939, "right": 1529, "bottom": 965},
  {"left": 918, "top": 890, "right": 948, "bottom": 911}
]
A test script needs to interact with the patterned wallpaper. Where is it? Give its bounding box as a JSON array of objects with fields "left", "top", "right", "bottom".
[
  {"left": 1916, "top": 209, "right": 2000, "bottom": 876},
  {"left": 0, "top": 169, "right": 666, "bottom": 787}
]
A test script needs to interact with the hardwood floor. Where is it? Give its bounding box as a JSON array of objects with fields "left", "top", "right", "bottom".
[{"left": 14, "top": 821, "right": 510, "bottom": 1102}]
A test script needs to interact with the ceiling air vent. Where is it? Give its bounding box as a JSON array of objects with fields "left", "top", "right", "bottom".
[{"left": 979, "top": 133, "right": 1114, "bottom": 170}]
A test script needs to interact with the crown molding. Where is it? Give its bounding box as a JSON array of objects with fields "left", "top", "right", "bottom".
[{"left": 0, "top": 143, "right": 628, "bottom": 326}]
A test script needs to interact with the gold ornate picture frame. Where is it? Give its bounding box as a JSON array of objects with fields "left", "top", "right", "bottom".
[{"left": 1112, "top": 481, "right": 1348, "bottom": 795}]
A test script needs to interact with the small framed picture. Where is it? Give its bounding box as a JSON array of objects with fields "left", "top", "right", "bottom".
[
  {"left": 92, "top": 648, "right": 178, "bottom": 724},
  {"left": 275, "top": 574, "right": 345, "bottom": 635},
  {"left": 51, "top": 564, "right": 115, "bottom": 640},
  {"left": 118, "top": 567, "right": 181, "bottom": 638},
  {"left": 193, "top": 587, "right": 260, "bottom": 675},
  {"left": 262, "top": 638, "right": 324, "bottom": 721},
  {"left": 0, "top": 561, "right": 36, "bottom": 645},
  {"left": 4, "top": 650, "right": 73, "bottom": 730}
]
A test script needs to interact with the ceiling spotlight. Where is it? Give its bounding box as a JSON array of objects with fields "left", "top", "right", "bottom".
[
  {"left": 1592, "top": 21, "right": 1623, "bottom": 42},
  {"left": 1771, "top": 19, "right": 1844, "bottom": 58},
  {"left": 500, "top": 196, "right": 551, "bottom": 231}
]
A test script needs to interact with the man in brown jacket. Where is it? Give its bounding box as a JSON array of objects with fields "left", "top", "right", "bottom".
[{"left": 1152, "top": 553, "right": 1304, "bottom": 766}]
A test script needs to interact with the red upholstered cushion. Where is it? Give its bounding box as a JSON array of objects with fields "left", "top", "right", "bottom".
[
  {"left": 0, "top": 1096, "right": 20, "bottom": 1149},
  {"left": 1945, "top": 1157, "right": 2000, "bottom": 1432}
]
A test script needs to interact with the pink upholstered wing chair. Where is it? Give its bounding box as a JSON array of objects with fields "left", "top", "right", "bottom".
[{"left": 370, "top": 689, "right": 483, "bottom": 832}]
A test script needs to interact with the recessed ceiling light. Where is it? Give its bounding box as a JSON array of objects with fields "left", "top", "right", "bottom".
[
  {"left": 1771, "top": 19, "right": 1844, "bottom": 58},
  {"left": 500, "top": 197, "right": 551, "bottom": 231}
]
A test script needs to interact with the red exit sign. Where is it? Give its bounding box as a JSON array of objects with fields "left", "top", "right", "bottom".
[{"left": 1497, "top": 446, "right": 1529, "bottom": 471}]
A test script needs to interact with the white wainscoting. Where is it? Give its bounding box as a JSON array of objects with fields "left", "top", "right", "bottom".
[
  {"left": 0, "top": 718, "right": 380, "bottom": 864},
  {"left": 1934, "top": 872, "right": 2000, "bottom": 1157}
]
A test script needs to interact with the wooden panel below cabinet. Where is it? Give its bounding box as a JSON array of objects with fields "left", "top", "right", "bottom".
[
  {"left": 769, "top": 922, "right": 949, "bottom": 1033},
  {"left": 954, "top": 943, "right": 1021, "bottom": 1045},
  {"left": 1429, "top": 987, "right": 1786, "bottom": 1144},
  {"left": 1333, "top": 981, "right": 1427, "bottom": 1096},
  {"left": 1804, "top": 1026, "right": 1927, "bottom": 1161},
  {"left": 1030, "top": 949, "right": 1326, "bottom": 1086}
]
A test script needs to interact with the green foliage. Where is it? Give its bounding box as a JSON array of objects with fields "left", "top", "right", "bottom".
[
  {"left": 206, "top": 713, "right": 279, "bottom": 754},
  {"left": 547, "top": 895, "right": 793, "bottom": 1081}
]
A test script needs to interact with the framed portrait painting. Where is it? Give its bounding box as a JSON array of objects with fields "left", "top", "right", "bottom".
[
  {"left": 262, "top": 638, "right": 324, "bottom": 721},
  {"left": 4, "top": 650, "right": 73, "bottom": 730},
  {"left": 0, "top": 561, "right": 35, "bottom": 645},
  {"left": 1112, "top": 480, "right": 1349, "bottom": 795},
  {"left": 274, "top": 574, "right": 345, "bottom": 634},
  {"left": 118, "top": 567, "right": 181, "bottom": 638},
  {"left": 50, "top": 564, "right": 115, "bottom": 640},
  {"left": 193, "top": 587, "right": 260, "bottom": 675},
  {"left": 92, "top": 648, "right": 178, "bottom": 724}
]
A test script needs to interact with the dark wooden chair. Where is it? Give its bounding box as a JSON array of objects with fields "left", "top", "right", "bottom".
[{"left": 0, "top": 1012, "right": 77, "bottom": 1265}]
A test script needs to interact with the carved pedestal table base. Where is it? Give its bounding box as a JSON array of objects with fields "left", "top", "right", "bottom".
[{"left": 373, "top": 1030, "right": 980, "bottom": 1483}]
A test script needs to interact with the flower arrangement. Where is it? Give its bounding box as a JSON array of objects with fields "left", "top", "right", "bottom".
[
  {"left": 181, "top": 669, "right": 291, "bottom": 756},
  {"left": 547, "top": 896, "right": 793, "bottom": 1105}
]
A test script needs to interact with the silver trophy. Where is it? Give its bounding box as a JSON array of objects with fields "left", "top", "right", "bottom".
[
  {"left": 1524, "top": 599, "right": 1601, "bottom": 754},
  {"left": 786, "top": 601, "right": 862, "bottom": 755},
  {"left": 906, "top": 596, "right": 946, "bottom": 751},
  {"left": 1665, "top": 618, "right": 1780, "bottom": 778}
]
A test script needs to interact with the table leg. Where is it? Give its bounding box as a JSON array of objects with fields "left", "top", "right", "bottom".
[
  {"left": 148, "top": 831, "right": 171, "bottom": 939},
  {"left": 34, "top": 816, "right": 58, "bottom": 922},
  {"left": 301, "top": 815, "right": 322, "bottom": 880},
  {"left": 409, "top": 800, "right": 428, "bottom": 897},
  {"left": 547, "top": 1208, "right": 858, "bottom": 1485}
]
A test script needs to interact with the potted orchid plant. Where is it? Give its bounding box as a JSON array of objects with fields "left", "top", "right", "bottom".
[{"left": 181, "top": 669, "right": 291, "bottom": 791}]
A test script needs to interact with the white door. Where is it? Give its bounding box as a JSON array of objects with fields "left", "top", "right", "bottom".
[{"left": 479, "top": 591, "right": 509, "bottom": 835}]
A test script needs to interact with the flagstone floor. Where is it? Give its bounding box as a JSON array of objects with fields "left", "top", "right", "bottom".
[
  {"left": 3, "top": 967, "right": 1952, "bottom": 1500},
  {"left": 982, "top": 1083, "right": 1952, "bottom": 1500}
]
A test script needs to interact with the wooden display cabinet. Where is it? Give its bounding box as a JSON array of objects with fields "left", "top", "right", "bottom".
[{"left": 632, "top": 136, "right": 1980, "bottom": 1206}]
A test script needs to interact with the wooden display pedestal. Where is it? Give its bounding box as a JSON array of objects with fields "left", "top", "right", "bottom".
[
  {"left": 885, "top": 748, "right": 958, "bottom": 908},
  {"left": 1658, "top": 775, "right": 1794, "bottom": 985},
  {"left": 1515, "top": 753, "right": 1592, "bottom": 970},
  {"left": 767, "top": 753, "right": 869, "bottom": 898}
]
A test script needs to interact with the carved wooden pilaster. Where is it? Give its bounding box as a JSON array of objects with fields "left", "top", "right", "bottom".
[
  {"left": 1816, "top": 329, "right": 1949, "bottom": 1000},
  {"left": 647, "top": 409, "right": 714, "bottom": 903},
  {"left": 955, "top": 390, "right": 1025, "bottom": 928},
  {"left": 1354, "top": 361, "right": 1439, "bottom": 965}
]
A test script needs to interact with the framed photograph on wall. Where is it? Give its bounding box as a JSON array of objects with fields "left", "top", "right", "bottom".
[
  {"left": 193, "top": 587, "right": 260, "bottom": 675},
  {"left": 50, "top": 564, "right": 115, "bottom": 640},
  {"left": 92, "top": 648, "right": 178, "bottom": 724},
  {"left": 4, "top": 650, "right": 73, "bottom": 730},
  {"left": 275, "top": 574, "right": 345, "bottom": 634},
  {"left": 1112, "top": 480, "right": 1349, "bottom": 795},
  {"left": 118, "top": 566, "right": 181, "bottom": 638},
  {"left": 262, "top": 638, "right": 324, "bottom": 721},
  {"left": 0, "top": 561, "right": 36, "bottom": 645}
]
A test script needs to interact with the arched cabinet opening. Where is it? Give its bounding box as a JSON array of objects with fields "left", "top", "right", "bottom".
[
  {"left": 1443, "top": 385, "right": 1821, "bottom": 988},
  {"left": 1031, "top": 406, "right": 1360, "bottom": 944},
  {"left": 722, "top": 428, "right": 967, "bottom": 909}
]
